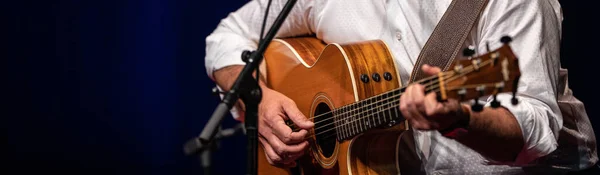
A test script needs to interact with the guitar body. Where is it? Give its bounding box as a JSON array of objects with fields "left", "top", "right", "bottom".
[{"left": 259, "top": 37, "right": 408, "bottom": 175}]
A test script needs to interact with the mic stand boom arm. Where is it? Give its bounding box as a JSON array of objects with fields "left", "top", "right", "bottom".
[{"left": 184, "top": 1, "right": 298, "bottom": 175}]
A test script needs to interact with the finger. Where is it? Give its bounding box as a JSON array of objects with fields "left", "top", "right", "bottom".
[
  {"left": 408, "top": 84, "right": 426, "bottom": 112},
  {"left": 424, "top": 92, "right": 443, "bottom": 116},
  {"left": 408, "top": 85, "right": 430, "bottom": 130},
  {"left": 267, "top": 133, "right": 310, "bottom": 158},
  {"left": 259, "top": 136, "right": 283, "bottom": 164},
  {"left": 271, "top": 116, "right": 309, "bottom": 144},
  {"left": 282, "top": 148, "right": 306, "bottom": 164},
  {"left": 282, "top": 100, "right": 314, "bottom": 129},
  {"left": 399, "top": 85, "right": 415, "bottom": 120},
  {"left": 399, "top": 84, "right": 425, "bottom": 120},
  {"left": 408, "top": 105, "right": 432, "bottom": 130},
  {"left": 422, "top": 64, "right": 442, "bottom": 75}
]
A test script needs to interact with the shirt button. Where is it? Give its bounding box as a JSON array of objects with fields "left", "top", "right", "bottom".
[{"left": 396, "top": 31, "right": 402, "bottom": 41}]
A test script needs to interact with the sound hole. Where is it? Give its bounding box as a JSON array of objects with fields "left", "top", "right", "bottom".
[{"left": 314, "top": 102, "right": 336, "bottom": 158}]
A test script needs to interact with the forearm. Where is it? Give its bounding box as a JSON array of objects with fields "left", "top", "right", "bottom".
[
  {"left": 456, "top": 105, "right": 524, "bottom": 162},
  {"left": 213, "top": 65, "right": 267, "bottom": 91}
]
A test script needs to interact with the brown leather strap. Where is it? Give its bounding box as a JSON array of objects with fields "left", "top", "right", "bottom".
[{"left": 409, "top": 0, "right": 490, "bottom": 83}]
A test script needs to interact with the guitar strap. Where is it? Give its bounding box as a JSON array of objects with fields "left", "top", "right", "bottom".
[
  {"left": 409, "top": 0, "right": 490, "bottom": 82},
  {"left": 398, "top": 2, "right": 490, "bottom": 173}
]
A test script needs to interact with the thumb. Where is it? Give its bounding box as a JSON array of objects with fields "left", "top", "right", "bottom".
[
  {"left": 282, "top": 101, "right": 314, "bottom": 129},
  {"left": 422, "top": 64, "right": 442, "bottom": 75}
]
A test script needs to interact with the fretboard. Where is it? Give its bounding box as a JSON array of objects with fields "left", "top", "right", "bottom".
[{"left": 333, "top": 88, "right": 404, "bottom": 141}]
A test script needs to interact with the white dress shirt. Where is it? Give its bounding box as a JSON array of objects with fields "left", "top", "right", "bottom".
[{"left": 205, "top": 0, "right": 597, "bottom": 174}]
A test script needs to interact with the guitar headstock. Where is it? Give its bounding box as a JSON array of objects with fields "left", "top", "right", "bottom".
[{"left": 437, "top": 36, "right": 521, "bottom": 111}]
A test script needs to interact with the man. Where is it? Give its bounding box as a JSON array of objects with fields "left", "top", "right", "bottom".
[{"left": 205, "top": 0, "right": 597, "bottom": 174}]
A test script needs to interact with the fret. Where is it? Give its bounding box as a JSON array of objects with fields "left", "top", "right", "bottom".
[
  {"left": 367, "top": 96, "right": 373, "bottom": 125},
  {"left": 393, "top": 97, "right": 400, "bottom": 121},
  {"left": 379, "top": 92, "right": 390, "bottom": 124},
  {"left": 389, "top": 93, "right": 395, "bottom": 120},
  {"left": 355, "top": 102, "right": 363, "bottom": 133},
  {"left": 353, "top": 103, "right": 359, "bottom": 135},
  {"left": 343, "top": 106, "right": 349, "bottom": 139},
  {"left": 348, "top": 103, "right": 359, "bottom": 135},
  {"left": 396, "top": 89, "right": 402, "bottom": 120},
  {"left": 390, "top": 90, "right": 398, "bottom": 122},
  {"left": 339, "top": 107, "right": 345, "bottom": 139},
  {"left": 359, "top": 100, "right": 366, "bottom": 131},
  {"left": 366, "top": 100, "right": 371, "bottom": 129},
  {"left": 370, "top": 96, "right": 376, "bottom": 125},
  {"left": 389, "top": 92, "right": 395, "bottom": 121},
  {"left": 381, "top": 94, "right": 387, "bottom": 124},
  {"left": 344, "top": 106, "right": 352, "bottom": 138},
  {"left": 377, "top": 95, "right": 387, "bottom": 125},
  {"left": 363, "top": 102, "right": 367, "bottom": 132},
  {"left": 334, "top": 109, "right": 340, "bottom": 140},
  {"left": 347, "top": 105, "right": 352, "bottom": 137},
  {"left": 368, "top": 100, "right": 374, "bottom": 130},
  {"left": 368, "top": 96, "right": 377, "bottom": 125},
  {"left": 351, "top": 110, "right": 357, "bottom": 136},
  {"left": 363, "top": 102, "right": 369, "bottom": 131},
  {"left": 378, "top": 94, "right": 384, "bottom": 125},
  {"left": 383, "top": 93, "right": 389, "bottom": 124},
  {"left": 349, "top": 105, "right": 356, "bottom": 136}
]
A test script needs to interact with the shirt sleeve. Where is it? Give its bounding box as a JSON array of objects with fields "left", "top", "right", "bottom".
[
  {"left": 204, "top": 0, "right": 316, "bottom": 120},
  {"left": 204, "top": 0, "right": 316, "bottom": 80},
  {"left": 474, "top": 0, "right": 564, "bottom": 165}
]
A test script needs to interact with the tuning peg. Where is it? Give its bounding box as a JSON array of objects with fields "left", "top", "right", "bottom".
[
  {"left": 471, "top": 100, "right": 484, "bottom": 112},
  {"left": 491, "top": 83, "right": 504, "bottom": 108},
  {"left": 471, "top": 85, "right": 485, "bottom": 112},
  {"left": 463, "top": 45, "right": 476, "bottom": 58},
  {"left": 501, "top": 36, "right": 513, "bottom": 44},
  {"left": 491, "top": 95, "right": 501, "bottom": 108},
  {"left": 511, "top": 95, "right": 519, "bottom": 105},
  {"left": 510, "top": 80, "right": 519, "bottom": 105}
]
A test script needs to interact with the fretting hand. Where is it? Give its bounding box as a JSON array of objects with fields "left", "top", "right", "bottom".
[{"left": 399, "top": 64, "right": 470, "bottom": 131}]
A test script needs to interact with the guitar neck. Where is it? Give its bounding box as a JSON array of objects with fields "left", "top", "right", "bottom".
[
  {"left": 333, "top": 76, "right": 448, "bottom": 141},
  {"left": 333, "top": 88, "right": 402, "bottom": 141}
]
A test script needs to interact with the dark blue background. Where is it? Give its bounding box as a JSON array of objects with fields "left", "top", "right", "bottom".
[{"left": 4, "top": 0, "right": 599, "bottom": 175}]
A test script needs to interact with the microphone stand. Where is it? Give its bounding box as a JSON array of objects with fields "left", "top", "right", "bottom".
[
  {"left": 200, "top": 123, "right": 245, "bottom": 175},
  {"left": 183, "top": 0, "right": 298, "bottom": 175}
]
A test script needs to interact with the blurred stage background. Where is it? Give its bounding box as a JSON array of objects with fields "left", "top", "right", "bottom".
[{"left": 4, "top": 0, "right": 599, "bottom": 174}]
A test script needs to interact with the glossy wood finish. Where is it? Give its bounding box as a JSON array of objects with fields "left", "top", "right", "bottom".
[{"left": 259, "top": 36, "right": 407, "bottom": 175}]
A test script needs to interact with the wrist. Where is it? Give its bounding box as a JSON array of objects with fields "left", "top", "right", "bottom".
[
  {"left": 440, "top": 104, "right": 471, "bottom": 138},
  {"left": 457, "top": 104, "right": 471, "bottom": 129}
]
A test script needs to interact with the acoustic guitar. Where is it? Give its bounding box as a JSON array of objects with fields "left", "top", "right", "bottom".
[{"left": 258, "top": 36, "right": 520, "bottom": 175}]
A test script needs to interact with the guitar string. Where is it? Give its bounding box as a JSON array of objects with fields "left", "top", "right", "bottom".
[
  {"left": 304, "top": 57, "right": 501, "bottom": 140},
  {"left": 292, "top": 74, "right": 450, "bottom": 134},
  {"left": 315, "top": 59, "right": 504, "bottom": 141},
  {"left": 286, "top": 72, "right": 451, "bottom": 129},
  {"left": 307, "top": 92, "right": 402, "bottom": 133},
  {"left": 312, "top": 99, "right": 401, "bottom": 140},
  {"left": 315, "top": 73, "right": 476, "bottom": 141},
  {"left": 317, "top": 102, "right": 402, "bottom": 141},
  {"left": 290, "top": 54, "right": 497, "bottom": 133}
]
